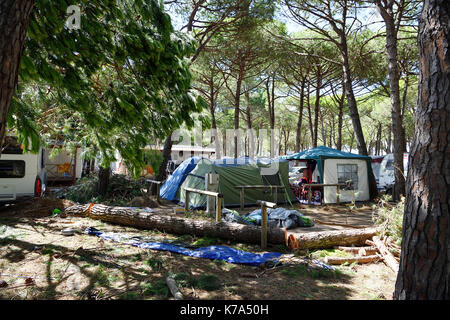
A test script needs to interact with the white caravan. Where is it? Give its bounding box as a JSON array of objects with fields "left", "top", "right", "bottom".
[
  {"left": 378, "top": 153, "right": 409, "bottom": 191},
  {"left": 0, "top": 146, "right": 47, "bottom": 203}
]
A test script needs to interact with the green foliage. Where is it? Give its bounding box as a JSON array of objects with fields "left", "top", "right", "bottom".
[
  {"left": 60, "top": 173, "right": 146, "bottom": 205},
  {"left": 143, "top": 149, "right": 163, "bottom": 176},
  {"left": 173, "top": 273, "right": 222, "bottom": 291},
  {"left": 192, "top": 237, "right": 221, "bottom": 247},
  {"left": 372, "top": 195, "right": 404, "bottom": 246},
  {"left": 11, "top": 0, "right": 204, "bottom": 176},
  {"left": 142, "top": 279, "right": 169, "bottom": 298}
]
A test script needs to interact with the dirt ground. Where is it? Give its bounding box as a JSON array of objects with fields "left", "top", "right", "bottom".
[{"left": 0, "top": 198, "right": 396, "bottom": 300}]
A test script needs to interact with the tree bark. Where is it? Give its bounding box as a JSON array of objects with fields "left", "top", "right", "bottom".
[
  {"left": 98, "top": 166, "right": 111, "bottom": 196},
  {"left": 295, "top": 79, "right": 305, "bottom": 152},
  {"left": 313, "top": 68, "right": 322, "bottom": 148},
  {"left": 376, "top": 0, "right": 406, "bottom": 200},
  {"left": 394, "top": 0, "right": 450, "bottom": 300},
  {"left": 65, "top": 203, "right": 378, "bottom": 249},
  {"left": 0, "top": 0, "right": 35, "bottom": 150},
  {"left": 156, "top": 134, "right": 173, "bottom": 183}
]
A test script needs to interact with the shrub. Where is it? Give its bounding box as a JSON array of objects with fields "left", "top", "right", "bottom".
[{"left": 372, "top": 195, "right": 404, "bottom": 245}]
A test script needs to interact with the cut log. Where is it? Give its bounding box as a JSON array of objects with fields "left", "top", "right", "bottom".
[
  {"left": 166, "top": 276, "right": 183, "bottom": 300},
  {"left": 64, "top": 204, "right": 377, "bottom": 249},
  {"left": 324, "top": 254, "right": 381, "bottom": 265},
  {"left": 337, "top": 246, "right": 378, "bottom": 256},
  {"left": 372, "top": 236, "right": 399, "bottom": 273},
  {"left": 313, "top": 218, "right": 366, "bottom": 229},
  {"left": 64, "top": 204, "right": 286, "bottom": 245},
  {"left": 289, "top": 228, "right": 378, "bottom": 250}
]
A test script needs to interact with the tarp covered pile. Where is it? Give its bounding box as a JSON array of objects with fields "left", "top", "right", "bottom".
[{"left": 222, "top": 208, "right": 314, "bottom": 229}]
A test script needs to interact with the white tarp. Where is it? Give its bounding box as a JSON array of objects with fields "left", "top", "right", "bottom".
[{"left": 322, "top": 158, "right": 370, "bottom": 203}]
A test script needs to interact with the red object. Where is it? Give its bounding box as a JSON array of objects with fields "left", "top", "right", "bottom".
[
  {"left": 35, "top": 178, "right": 42, "bottom": 197},
  {"left": 25, "top": 278, "right": 34, "bottom": 286}
]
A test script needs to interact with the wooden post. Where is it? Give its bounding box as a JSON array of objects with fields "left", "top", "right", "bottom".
[
  {"left": 273, "top": 186, "right": 278, "bottom": 204},
  {"left": 261, "top": 205, "right": 268, "bottom": 249},
  {"left": 256, "top": 200, "right": 276, "bottom": 250},
  {"left": 308, "top": 185, "right": 312, "bottom": 204},
  {"left": 240, "top": 187, "right": 245, "bottom": 210},
  {"left": 184, "top": 190, "right": 190, "bottom": 213},
  {"left": 336, "top": 185, "right": 340, "bottom": 204},
  {"left": 156, "top": 183, "right": 160, "bottom": 204},
  {"left": 216, "top": 196, "right": 222, "bottom": 222}
]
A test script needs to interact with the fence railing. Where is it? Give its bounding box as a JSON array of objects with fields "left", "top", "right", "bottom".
[{"left": 183, "top": 187, "right": 223, "bottom": 222}]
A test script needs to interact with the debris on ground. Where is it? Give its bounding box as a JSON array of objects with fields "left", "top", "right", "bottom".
[
  {"left": 222, "top": 207, "right": 314, "bottom": 229},
  {"left": 54, "top": 173, "right": 155, "bottom": 207}
]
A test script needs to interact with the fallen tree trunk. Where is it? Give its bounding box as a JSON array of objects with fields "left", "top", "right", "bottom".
[
  {"left": 65, "top": 204, "right": 377, "bottom": 249},
  {"left": 287, "top": 228, "right": 378, "bottom": 250},
  {"left": 324, "top": 254, "right": 381, "bottom": 265},
  {"left": 65, "top": 204, "right": 287, "bottom": 244}
]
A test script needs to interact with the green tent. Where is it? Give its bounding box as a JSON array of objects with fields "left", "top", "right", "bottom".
[{"left": 168, "top": 157, "right": 296, "bottom": 209}]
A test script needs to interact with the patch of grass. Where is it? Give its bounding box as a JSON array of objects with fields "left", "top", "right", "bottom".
[
  {"left": 192, "top": 237, "right": 220, "bottom": 247},
  {"left": 131, "top": 253, "right": 142, "bottom": 262},
  {"left": 281, "top": 264, "right": 341, "bottom": 280},
  {"left": 145, "top": 254, "right": 164, "bottom": 271},
  {"left": 41, "top": 247, "right": 55, "bottom": 255},
  {"left": 197, "top": 274, "right": 222, "bottom": 291},
  {"left": 172, "top": 273, "right": 221, "bottom": 291},
  {"left": 142, "top": 280, "right": 169, "bottom": 298},
  {"left": 119, "top": 292, "right": 140, "bottom": 300},
  {"left": 93, "top": 265, "right": 110, "bottom": 287},
  {"left": 310, "top": 249, "right": 352, "bottom": 259}
]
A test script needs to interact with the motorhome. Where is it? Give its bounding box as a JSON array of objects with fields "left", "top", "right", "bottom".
[
  {"left": 0, "top": 138, "right": 47, "bottom": 203},
  {"left": 378, "top": 153, "right": 409, "bottom": 191}
]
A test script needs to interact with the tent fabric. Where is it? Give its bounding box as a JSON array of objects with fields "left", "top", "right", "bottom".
[
  {"left": 160, "top": 156, "right": 202, "bottom": 201},
  {"left": 85, "top": 227, "right": 282, "bottom": 266},
  {"left": 161, "top": 157, "right": 297, "bottom": 209},
  {"left": 322, "top": 158, "right": 370, "bottom": 203},
  {"left": 280, "top": 146, "right": 375, "bottom": 203}
]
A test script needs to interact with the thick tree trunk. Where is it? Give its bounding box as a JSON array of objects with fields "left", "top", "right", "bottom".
[
  {"left": 394, "top": 0, "right": 450, "bottom": 300},
  {"left": 65, "top": 204, "right": 378, "bottom": 248},
  {"left": 0, "top": 0, "right": 35, "bottom": 149},
  {"left": 336, "top": 86, "right": 344, "bottom": 151},
  {"left": 98, "top": 166, "right": 111, "bottom": 196},
  {"left": 377, "top": 2, "right": 406, "bottom": 200},
  {"left": 156, "top": 135, "right": 173, "bottom": 182}
]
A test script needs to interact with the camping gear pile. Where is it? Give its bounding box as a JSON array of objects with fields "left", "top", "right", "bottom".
[{"left": 222, "top": 208, "right": 314, "bottom": 229}]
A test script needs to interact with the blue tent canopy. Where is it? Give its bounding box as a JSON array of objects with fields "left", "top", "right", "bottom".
[{"left": 280, "top": 146, "right": 371, "bottom": 161}]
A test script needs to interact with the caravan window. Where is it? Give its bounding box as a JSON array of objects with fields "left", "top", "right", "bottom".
[
  {"left": 337, "top": 164, "right": 358, "bottom": 190},
  {"left": 0, "top": 160, "right": 26, "bottom": 178}
]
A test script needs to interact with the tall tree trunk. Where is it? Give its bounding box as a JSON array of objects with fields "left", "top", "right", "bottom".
[
  {"left": 295, "top": 79, "right": 305, "bottom": 152},
  {"left": 394, "top": 0, "right": 450, "bottom": 300},
  {"left": 98, "top": 166, "right": 111, "bottom": 196},
  {"left": 336, "top": 88, "right": 344, "bottom": 151},
  {"left": 313, "top": 69, "right": 322, "bottom": 148},
  {"left": 156, "top": 135, "right": 173, "bottom": 182},
  {"left": 342, "top": 54, "right": 368, "bottom": 155},
  {"left": 377, "top": 1, "right": 406, "bottom": 200},
  {"left": 306, "top": 83, "right": 314, "bottom": 146},
  {"left": 0, "top": 0, "right": 35, "bottom": 150},
  {"left": 234, "top": 63, "right": 243, "bottom": 158}
]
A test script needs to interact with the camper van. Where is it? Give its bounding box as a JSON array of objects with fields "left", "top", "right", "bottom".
[
  {"left": 0, "top": 141, "right": 47, "bottom": 203},
  {"left": 378, "top": 153, "right": 409, "bottom": 191}
]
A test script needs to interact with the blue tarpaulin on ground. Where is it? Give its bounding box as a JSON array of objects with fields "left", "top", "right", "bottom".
[{"left": 85, "top": 228, "right": 282, "bottom": 266}]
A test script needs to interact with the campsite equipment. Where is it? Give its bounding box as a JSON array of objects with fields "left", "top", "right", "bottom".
[
  {"left": 281, "top": 146, "right": 376, "bottom": 203},
  {"left": 160, "top": 157, "right": 296, "bottom": 209}
]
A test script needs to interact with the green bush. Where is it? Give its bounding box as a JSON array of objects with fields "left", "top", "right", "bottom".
[{"left": 372, "top": 195, "right": 404, "bottom": 245}]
